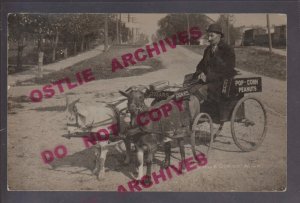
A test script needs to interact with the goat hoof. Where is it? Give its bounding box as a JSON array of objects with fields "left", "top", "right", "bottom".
[
  {"left": 92, "top": 167, "right": 99, "bottom": 175},
  {"left": 142, "top": 176, "right": 153, "bottom": 185},
  {"left": 136, "top": 176, "right": 153, "bottom": 185},
  {"left": 181, "top": 163, "right": 186, "bottom": 170},
  {"left": 162, "top": 161, "right": 170, "bottom": 169},
  {"left": 97, "top": 171, "right": 105, "bottom": 181}
]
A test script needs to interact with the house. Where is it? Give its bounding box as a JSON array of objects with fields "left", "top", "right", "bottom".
[{"left": 273, "top": 25, "right": 286, "bottom": 46}]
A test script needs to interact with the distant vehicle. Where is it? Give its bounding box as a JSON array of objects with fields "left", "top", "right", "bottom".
[{"left": 243, "top": 25, "right": 286, "bottom": 47}]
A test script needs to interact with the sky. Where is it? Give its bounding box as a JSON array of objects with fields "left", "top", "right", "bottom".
[
  {"left": 123, "top": 13, "right": 287, "bottom": 37},
  {"left": 206, "top": 14, "right": 287, "bottom": 27}
]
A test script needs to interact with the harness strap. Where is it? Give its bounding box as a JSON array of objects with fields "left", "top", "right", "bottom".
[
  {"left": 105, "top": 103, "right": 121, "bottom": 137},
  {"left": 77, "top": 103, "right": 121, "bottom": 134}
]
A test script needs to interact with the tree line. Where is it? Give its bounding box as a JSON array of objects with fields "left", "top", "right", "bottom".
[
  {"left": 156, "top": 14, "right": 241, "bottom": 45},
  {"left": 8, "top": 14, "right": 131, "bottom": 72}
]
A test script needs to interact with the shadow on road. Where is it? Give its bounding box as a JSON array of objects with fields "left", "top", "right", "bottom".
[
  {"left": 48, "top": 144, "right": 142, "bottom": 180},
  {"left": 46, "top": 131, "right": 242, "bottom": 181}
]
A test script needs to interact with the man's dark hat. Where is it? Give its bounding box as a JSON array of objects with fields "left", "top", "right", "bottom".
[{"left": 206, "top": 23, "right": 223, "bottom": 35}]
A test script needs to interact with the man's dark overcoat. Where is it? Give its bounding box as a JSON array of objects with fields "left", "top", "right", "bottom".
[{"left": 194, "top": 39, "right": 236, "bottom": 102}]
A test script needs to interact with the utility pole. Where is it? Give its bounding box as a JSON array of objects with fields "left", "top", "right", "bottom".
[
  {"left": 131, "top": 16, "right": 134, "bottom": 43},
  {"left": 186, "top": 13, "right": 190, "bottom": 45},
  {"left": 116, "top": 14, "right": 119, "bottom": 44},
  {"left": 119, "top": 14, "right": 122, "bottom": 44},
  {"left": 266, "top": 14, "right": 273, "bottom": 53},
  {"left": 227, "top": 14, "right": 230, "bottom": 45},
  {"left": 128, "top": 13, "right": 131, "bottom": 43},
  {"left": 104, "top": 14, "right": 108, "bottom": 51}
]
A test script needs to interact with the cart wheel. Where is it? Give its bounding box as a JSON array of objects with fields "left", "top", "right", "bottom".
[
  {"left": 231, "top": 96, "right": 267, "bottom": 152},
  {"left": 191, "top": 113, "right": 214, "bottom": 158}
]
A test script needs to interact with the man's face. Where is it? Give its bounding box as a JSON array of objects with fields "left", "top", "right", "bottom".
[{"left": 208, "top": 32, "right": 221, "bottom": 45}]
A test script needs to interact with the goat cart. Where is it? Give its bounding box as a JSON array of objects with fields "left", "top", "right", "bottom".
[{"left": 145, "top": 74, "right": 267, "bottom": 155}]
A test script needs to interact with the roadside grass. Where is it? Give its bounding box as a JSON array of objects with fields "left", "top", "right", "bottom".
[
  {"left": 19, "top": 45, "right": 164, "bottom": 85},
  {"left": 184, "top": 45, "right": 286, "bottom": 81}
]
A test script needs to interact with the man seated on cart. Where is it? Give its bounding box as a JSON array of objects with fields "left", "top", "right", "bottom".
[{"left": 190, "top": 23, "right": 239, "bottom": 123}]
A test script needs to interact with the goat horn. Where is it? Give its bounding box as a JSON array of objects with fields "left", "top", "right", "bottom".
[{"left": 125, "top": 87, "right": 132, "bottom": 92}]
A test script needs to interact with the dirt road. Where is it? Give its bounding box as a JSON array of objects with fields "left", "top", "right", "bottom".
[
  {"left": 8, "top": 44, "right": 106, "bottom": 86},
  {"left": 7, "top": 45, "right": 286, "bottom": 191}
]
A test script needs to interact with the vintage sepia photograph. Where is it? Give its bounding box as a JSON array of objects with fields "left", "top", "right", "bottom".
[{"left": 7, "top": 13, "right": 286, "bottom": 191}]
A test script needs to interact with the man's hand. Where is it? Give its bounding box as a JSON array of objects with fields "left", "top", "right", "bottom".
[{"left": 200, "top": 72, "right": 206, "bottom": 82}]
